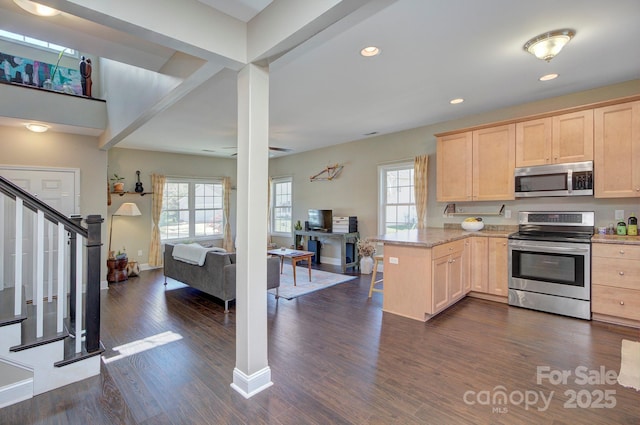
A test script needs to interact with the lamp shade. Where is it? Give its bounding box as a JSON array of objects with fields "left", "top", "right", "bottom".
[{"left": 114, "top": 202, "right": 141, "bottom": 216}]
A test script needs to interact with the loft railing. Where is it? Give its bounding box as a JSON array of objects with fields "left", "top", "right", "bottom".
[{"left": 0, "top": 175, "right": 103, "bottom": 353}]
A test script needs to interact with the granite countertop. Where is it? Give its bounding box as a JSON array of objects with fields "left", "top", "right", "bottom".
[
  {"left": 371, "top": 225, "right": 517, "bottom": 248},
  {"left": 591, "top": 234, "right": 640, "bottom": 245}
]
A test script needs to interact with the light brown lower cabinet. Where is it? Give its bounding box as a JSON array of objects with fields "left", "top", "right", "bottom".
[
  {"left": 487, "top": 237, "right": 509, "bottom": 296},
  {"left": 431, "top": 240, "right": 465, "bottom": 314},
  {"left": 592, "top": 243, "right": 640, "bottom": 326},
  {"left": 467, "top": 236, "right": 508, "bottom": 301},
  {"left": 382, "top": 239, "right": 466, "bottom": 322}
]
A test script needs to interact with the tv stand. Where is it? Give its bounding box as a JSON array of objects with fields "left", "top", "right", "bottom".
[{"left": 294, "top": 230, "right": 359, "bottom": 273}]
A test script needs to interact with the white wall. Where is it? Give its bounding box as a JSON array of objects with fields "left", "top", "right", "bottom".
[{"left": 0, "top": 125, "right": 108, "bottom": 278}]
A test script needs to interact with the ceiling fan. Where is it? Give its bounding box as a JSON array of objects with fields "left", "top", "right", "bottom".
[{"left": 222, "top": 146, "right": 293, "bottom": 156}]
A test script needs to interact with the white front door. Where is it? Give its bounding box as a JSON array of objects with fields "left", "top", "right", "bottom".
[{"left": 0, "top": 168, "right": 78, "bottom": 299}]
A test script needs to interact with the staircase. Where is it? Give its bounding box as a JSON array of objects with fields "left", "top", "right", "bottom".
[{"left": 0, "top": 176, "right": 103, "bottom": 408}]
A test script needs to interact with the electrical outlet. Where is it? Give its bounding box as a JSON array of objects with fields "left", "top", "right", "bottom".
[
  {"left": 138, "top": 250, "right": 143, "bottom": 257},
  {"left": 615, "top": 210, "right": 624, "bottom": 220},
  {"left": 504, "top": 209, "right": 512, "bottom": 219}
]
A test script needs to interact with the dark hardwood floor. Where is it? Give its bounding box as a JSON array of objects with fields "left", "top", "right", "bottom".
[{"left": 1, "top": 264, "right": 639, "bottom": 424}]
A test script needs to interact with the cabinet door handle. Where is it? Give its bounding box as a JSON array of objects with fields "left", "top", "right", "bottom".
[
  {"left": 620, "top": 301, "right": 625, "bottom": 305},
  {"left": 619, "top": 271, "right": 625, "bottom": 276},
  {"left": 619, "top": 250, "right": 625, "bottom": 255}
]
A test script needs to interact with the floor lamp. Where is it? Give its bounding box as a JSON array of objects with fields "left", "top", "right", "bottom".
[{"left": 108, "top": 202, "right": 141, "bottom": 258}]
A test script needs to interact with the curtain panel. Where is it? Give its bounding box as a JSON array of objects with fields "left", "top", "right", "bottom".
[
  {"left": 414, "top": 154, "right": 429, "bottom": 230},
  {"left": 149, "top": 173, "right": 166, "bottom": 266}
]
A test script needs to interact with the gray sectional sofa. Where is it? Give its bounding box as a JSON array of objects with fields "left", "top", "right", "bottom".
[{"left": 163, "top": 243, "right": 280, "bottom": 312}]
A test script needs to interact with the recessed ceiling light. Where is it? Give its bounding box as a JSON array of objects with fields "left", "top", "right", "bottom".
[
  {"left": 360, "top": 46, "right": 380, "bottom": 57},
  {"left": 449, "top": 98, "right": 464, "bottom": 105},
  {"left": 539, "top": 73, "right": 559, "bottom": 81},
  {"left": 26, "top": 123, "right": 49, "bottom": 133},
  {"left": 13, "top": 0, "right": 60, "bottom": 16}
]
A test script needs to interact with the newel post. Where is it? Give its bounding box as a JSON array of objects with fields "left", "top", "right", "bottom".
[
  {"left": 68, "top": 215, "right": 82, "bottom": 325},
  {"left": 85, "top": 214, "right": 103, "bottom": 352}
]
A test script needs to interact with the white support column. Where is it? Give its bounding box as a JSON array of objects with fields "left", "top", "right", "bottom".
[
  {"left": 14, "top": 198, "right": 23, "bottom": 316},
  {"left": 231, "top": 63, "right": 272, "bottom": 398},
  {"left": 36, "top": 210, "right": 44, "bottom": 338}
]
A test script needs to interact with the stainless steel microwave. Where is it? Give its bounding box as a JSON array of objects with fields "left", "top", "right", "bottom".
[{"left": 514, "top": 161, "right": 593, "bottom": 198}]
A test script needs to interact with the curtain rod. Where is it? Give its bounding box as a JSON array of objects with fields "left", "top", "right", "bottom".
[{"left": 376, "top": 157, "right": 416, "bottom": 166}]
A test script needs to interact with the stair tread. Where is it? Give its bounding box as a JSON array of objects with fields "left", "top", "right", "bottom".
[
  {"left": 0, "top": 361, "right": 33, "bottom": 387},
  {"left": 0, "top": 288, "right": 27, "bottom": 327},
  {"left": 10, "top": 302, "right": 69, "bottom": 352},
  {"left": 55, "top": 340, "right": 104, "bottom": 367}
]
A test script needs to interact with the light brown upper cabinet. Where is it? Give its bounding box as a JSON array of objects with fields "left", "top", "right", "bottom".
[
  {"left": 594, "top": 101, "right": 640, "bottom": 198},
  {"left": 437, "top": 124, "right": 515, "bottom": 202},
  {"left": 472, "top": 124, "right": 516, "bottom": 201},
  {"left": 437, "top": 132, "right": 473, "bottom": 202},
  {"left": 515, "top": 110, "right": 593, "bottom": 167}
]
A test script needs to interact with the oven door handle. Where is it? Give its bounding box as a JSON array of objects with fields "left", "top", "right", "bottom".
[{"left": 511, "top": 244, "right": 589, "bottom": 253}]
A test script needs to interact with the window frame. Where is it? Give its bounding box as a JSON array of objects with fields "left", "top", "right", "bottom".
[
  {"left": 0, "top": 29, "right": 78, "bottom": 57},
  {"left": 159, "top": 177, "right": 225, "bottom": 243},
  {"left": 378, "top": 162, "right": 417, "bottom": 235},
  {"left": 271, "top": 176, "right": 293, "bottom": 237}
]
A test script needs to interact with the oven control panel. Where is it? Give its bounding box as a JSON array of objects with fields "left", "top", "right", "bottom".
[{"left": 519, "top": 211, "right": 594, "bottom": 226}]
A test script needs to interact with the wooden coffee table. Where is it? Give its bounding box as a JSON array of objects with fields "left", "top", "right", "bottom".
[{"left": 267, "top": 248, "right": 315, "bottom": 286}]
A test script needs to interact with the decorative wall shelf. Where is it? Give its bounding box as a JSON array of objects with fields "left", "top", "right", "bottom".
[
  {"left": 111, "top": 191, "right": 153, "bottom": 197},
  {"left": 444, "top": 204, "right": 505, "bottom": 216}
]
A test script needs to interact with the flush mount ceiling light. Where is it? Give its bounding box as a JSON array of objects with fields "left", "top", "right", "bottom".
[
  {"left": 13, "top": 0, "right": 60, "bottom": 16},
  {"left": 360, "top": 46, "right": 380, "bottom": 57},
  {"left": 523, "top": 29, "right": 575, "bottom": 62},
  {"left": 449, "top": 98, "right": 464, "bottom": 105},
  {"left": 25, "top": 123, "right": 49, "bottom": 133}
]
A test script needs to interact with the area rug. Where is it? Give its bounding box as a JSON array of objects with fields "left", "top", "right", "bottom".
[
  {"left": 268, "top": 266, "right": 357, "bottom": 300},
  {"left": 617, "top": 339, "right": 640, "bottom": 391}
]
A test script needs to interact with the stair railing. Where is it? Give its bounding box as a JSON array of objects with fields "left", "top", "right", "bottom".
[{"left": 0, "top": 176, "right": 103, "bottom": 353}]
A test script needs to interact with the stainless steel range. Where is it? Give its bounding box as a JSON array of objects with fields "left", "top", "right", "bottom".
[{"left": 508, "top": 211, "right": 594, "bottom": 320}]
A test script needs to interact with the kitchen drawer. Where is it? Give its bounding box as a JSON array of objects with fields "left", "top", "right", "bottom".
[
  {"left": 592, "top": 284, "right": 640, "bottom": 321},
  {"left": 432, "top": 239, "right": 465, "bottom": 259},
  {"left": 592, "top": 257, "right": 640, "bottom": 289},
  {"left": 592, "top": 243, "right": 640, "bottom": 260}
]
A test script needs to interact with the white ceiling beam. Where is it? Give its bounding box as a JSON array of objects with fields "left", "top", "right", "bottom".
[
  {"left": 247, "top": 0, "right": 396, "bottom": 64},
  {"left": 36, "top": 0, "right": 248, "bottom": 68},
  {"left": 98, "top": 61, "right": 225, "bottom": 150}
]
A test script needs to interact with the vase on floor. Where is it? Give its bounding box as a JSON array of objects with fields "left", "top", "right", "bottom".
[{"left": 360, "top": 255, "right": 374, "bottom": 274}]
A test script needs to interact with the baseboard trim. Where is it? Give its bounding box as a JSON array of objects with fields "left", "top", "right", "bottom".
[{"left": 230, "top": 366, "right": 273, "bottom": 399}]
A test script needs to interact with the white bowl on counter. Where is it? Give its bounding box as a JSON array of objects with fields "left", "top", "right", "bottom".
[{"left": 461, "top": 220, "right": 484, "bottom": 231}]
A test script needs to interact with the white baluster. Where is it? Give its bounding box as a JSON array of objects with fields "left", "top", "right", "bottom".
[
  {"left": 48, "top": 222, "right": 54, "bottom": 302},
  {"left": 75, "top": 235, "right": 83, "bottom": 354},
  {"left": 14, "top": 198, "right": 23, "bottom": 317},
  {"left": 36, "top": 210, "right": 44, "bottom": 338},
  {"left": 0, "top": 196, "right": 4, "bottom": 291},
  {"left": 32, "top": 215, "right": 37, "bottom": 305},
  {"left": 57, "top": 223, "right": 65, "bottom": 333}
]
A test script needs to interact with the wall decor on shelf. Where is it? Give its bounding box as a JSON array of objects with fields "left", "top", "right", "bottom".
[
  {"left": 110, "top": 173, "right": 125, "bottom": 193},
  {"left": 310, "top": 163, "right": 344, "bottom": 182},
  {"left": 135, "top": 170, "right": 144, "bottom": 193}
]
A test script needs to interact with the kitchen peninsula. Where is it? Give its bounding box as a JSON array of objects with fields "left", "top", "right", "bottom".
[{"left": 372, "top": 227, "right": 515, "bottom": 322}]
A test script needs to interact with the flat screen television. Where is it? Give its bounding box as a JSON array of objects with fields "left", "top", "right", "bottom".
[{"left": 308, "top": 209, "right": 332, "bottom": 232}]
